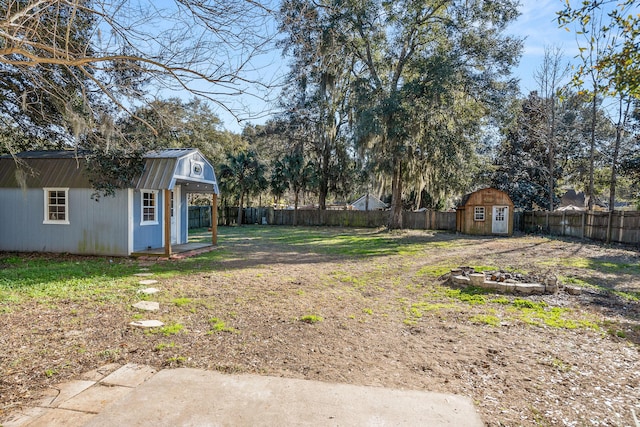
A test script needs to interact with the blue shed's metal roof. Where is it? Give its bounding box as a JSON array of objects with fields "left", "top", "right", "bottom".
[
  {"left": 0, "top": 149, "right": 218, "bottom": 193},
  {"left": 0, "top": 150, "right": 91, "bottom": 188}
]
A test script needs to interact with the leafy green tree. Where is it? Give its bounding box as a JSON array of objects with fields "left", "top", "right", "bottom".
[
  {"left": 558, "top": 1, "right": 640, "bottom": 97},
  {"left": 119, "top": 98, "right": 245, "bottom": 166},
  {"left": 270, "top": 148, "right": 316, "bottom": 225},
  {"left": 1, "top": 0, "right": 276, "bottom": 155},
  {"left": 334, "top": 0, "right": 521, "bottom": 228},
  {"left": 492, "top": 93, "right": 553, "bottom": 210},
  {"left": 559, "top": 2, "right": 640, "bottom": 214},
  {"left": 279, "top": 0, "right": 354, "bottom": 210},
  {"left": 0, "top": 0, "right": 101, "bottom": 151},
  {"left": 219, "top": 150, "right": 268, "bottom": 225}
]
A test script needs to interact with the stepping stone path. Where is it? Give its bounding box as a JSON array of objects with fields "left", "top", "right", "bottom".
[
  {"left": 138, "top": 287, "right": 160, "bottom": 295},
  {"left": 130, "top": 320, "right": 164, "bottom": 328},
  {"left": 129, "top": 272, "right": 164, "bottom": 328},
  {"left": 132, "top": 301, "right": 160, "bottom": 311}
]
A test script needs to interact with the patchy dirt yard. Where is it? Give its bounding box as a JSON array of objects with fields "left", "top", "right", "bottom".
[{"left": 1, "top": 227, "right": 639, "bottom": 426}]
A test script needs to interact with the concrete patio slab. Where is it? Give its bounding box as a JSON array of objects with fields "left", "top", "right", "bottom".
[
  {"left": 37, "top": 380, "right": 95, "bottom": 408},
  {"left": 85, "top": 368, "right": 484, "bottom": 427},
  {"left": 23, "top": 408, "right": 96, "bottom": 427},
  {"left": 57, "top": 383, "right": 132, "bottom": 413}
]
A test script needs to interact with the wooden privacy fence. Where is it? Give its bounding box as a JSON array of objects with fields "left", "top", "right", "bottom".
[
  {"left": 188, "top": 206, "right": 212, "bottom": 228},
  {"left": 267, "top": 209, "right": 458, "bottom": 229},
  {"left": 523, "top": 210, "right": 640, "bottom": 245},
  {"left": 191, "top": 207, "right": 458, "bottom": 230}
]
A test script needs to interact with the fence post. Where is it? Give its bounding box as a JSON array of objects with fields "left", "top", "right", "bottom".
[
  {"left": 211, "top": 194, "right": 217, "bottom": 245},
  {"left": 561, "top": 211, "right": 566, "bottom": 236},
  {"left": 581, "top": 212, "right": 585, "bottom": 240},
  {"left": 545, "top": 212, "right": 549, "bottom": 234},
  {"left": 619, "top": 210, "right": 625, "bottom": 243}
]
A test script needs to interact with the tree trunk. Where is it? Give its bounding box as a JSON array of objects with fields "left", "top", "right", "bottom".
[
  {"left": 237, "top": 192, "right": 244, "bottom": 226},
  {"left": 293, "top": 191, "right": 299, "bottom": 226},
  {"left": 389, "top": 157, "right": 403, "bottom": 229},
  {"left": 588, "top": 91, "right": 597, "bottom": 211},
  {"left": 318, "top": 136, "right": 331, "bottom": 210},
  {"left": 548, "top": 95, "right": 556, "bottom": 212},
  {"left": 607, "top": 96, "right": 630, "bottom": 243},
  {"left": 318, "top": 180, "right": 328, "bottom": 211},
  {"left": 548, "top": 144, "right": 555, "bottom": 212}
]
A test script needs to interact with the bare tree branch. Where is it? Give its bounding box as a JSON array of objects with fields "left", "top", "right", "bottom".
[{"left": 0, "top": 0, "right": 279, "bottom": 150}]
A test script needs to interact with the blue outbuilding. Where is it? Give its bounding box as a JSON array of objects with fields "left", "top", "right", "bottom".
[{"left": 0, "top": 149, "right": 219, "bottom": 257}]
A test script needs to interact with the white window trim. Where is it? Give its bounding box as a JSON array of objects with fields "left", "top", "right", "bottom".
[
  {"left": 190, "top": 159, "right": 204, "bottom": 178},
  {"left": 43, "top": 187, "right": 70, "bottom": 225},
  {"left": 140, "top": 190, "right": 159, "bottom": 225},
  {"left": 474, "top": 206, "right": 485, "bottom": 222}
]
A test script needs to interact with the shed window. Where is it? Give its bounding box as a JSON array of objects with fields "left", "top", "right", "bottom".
[
  {"left": 474, "top": 207, "right": 485, "bottom": 221},
  {"left": 43, "top": 188, "right": 69, "bottom": 224},
  {"left": 141, "top": 190, "right": 158, "bottom": 225}
]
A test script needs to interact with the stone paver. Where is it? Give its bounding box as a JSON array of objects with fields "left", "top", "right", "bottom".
[
  {"left": 100, "top": 363, "right": 157, "bottom": 388},
  {"left": 137, "top": 279, "right": 158, "bottom": 286},
  {"left": 132, "top": 301, "right": 160, "bottom": 311},
  {"left": 133, "top": 273, "right": 154, "bottom": 277},
  {"left": 137, "top": 287, "right": 160, "bottom": 295},
  {"left": 129, "top": 319, "right": 164, "bottom": 328}
]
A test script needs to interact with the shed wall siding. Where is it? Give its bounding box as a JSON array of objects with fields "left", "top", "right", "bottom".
[
  {"left": 0, "top": 188, "right": 129, "bottom": 255},
  {"left": 132, "top": 190, "right": 165, "bottom": 251},
  {"left": 457, "top": 188, "right": 514, "bottom": 236}
]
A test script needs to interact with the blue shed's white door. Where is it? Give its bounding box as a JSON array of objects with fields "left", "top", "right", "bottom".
[
  {"left": 170, "top": 186, "right": 181, "bottom": 244},
  {"left": 492, "top": 206, "right": 508, "bottom": 234}
]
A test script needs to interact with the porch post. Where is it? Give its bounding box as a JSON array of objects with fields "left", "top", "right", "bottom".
[
  {"left": 212, "top": 193, "right": 218, "bottom": 245},
  {"left": 164, "top": 189, "right": 172, "bottom": 257}
]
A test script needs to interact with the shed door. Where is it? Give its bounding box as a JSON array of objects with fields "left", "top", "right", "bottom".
[
  {"left": 170, "top": 186, "right": 181, "bottom": 244},
  {"left": 492, "top": 206, "right": 508, "bottom": 234}
]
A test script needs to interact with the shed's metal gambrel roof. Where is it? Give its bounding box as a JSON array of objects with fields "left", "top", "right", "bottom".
[
  {"left": 0, "top": 150, "right": 92, "bottom": 188},
  {"left": 0, "top": 149, "right": 218, "bottom": 193},
  {"left": 136, "top": 149, "right": 218, "bottom": 193}
]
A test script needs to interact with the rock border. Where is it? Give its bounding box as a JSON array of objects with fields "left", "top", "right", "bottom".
[{"left": 448, "top": 268, "right": 581, "bottom": 295}]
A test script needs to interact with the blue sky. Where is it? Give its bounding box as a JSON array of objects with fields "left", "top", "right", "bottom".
[
  {"left": 510, "top": 0, "right": 581, "bottom": 95},
  {"left": 210, "top": 1, "right": 581, "bottom": 133}
]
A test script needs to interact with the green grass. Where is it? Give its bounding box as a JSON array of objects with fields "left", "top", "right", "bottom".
[
  {"left": 416, "top": 264, "right": 455, "bottom": 278},
  {"left": 148, "top": 323, "right": 185, "bottom": 336},
  {"left": 0, "top": 255, "right": 141, "bottom": 303},
  {"left": 208, "top": 317, "right": 236, "bottom": 333},
  {"left": 560, "top": 276, "right": 640, "bottom": 302},
  {"left": 171, "top": 297, "right": 192, "bottom": 307},
  {"left": 541, "top": 257, "right": 640, "bottom": 275},
  {"left": 444, "top": 287, "right": 488, "bottom": 305},
  {"left": 0, "top": 226, "right": 623, "bottom": 338},
  {"left": 154, "top": 342, "right": 177, "bottom": 351},
  {"left": 299, "top": 314, "right": 323, "bottom": 324},
  {"left": 470, "top": 314, "right": 501, "bottom": 326}
]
